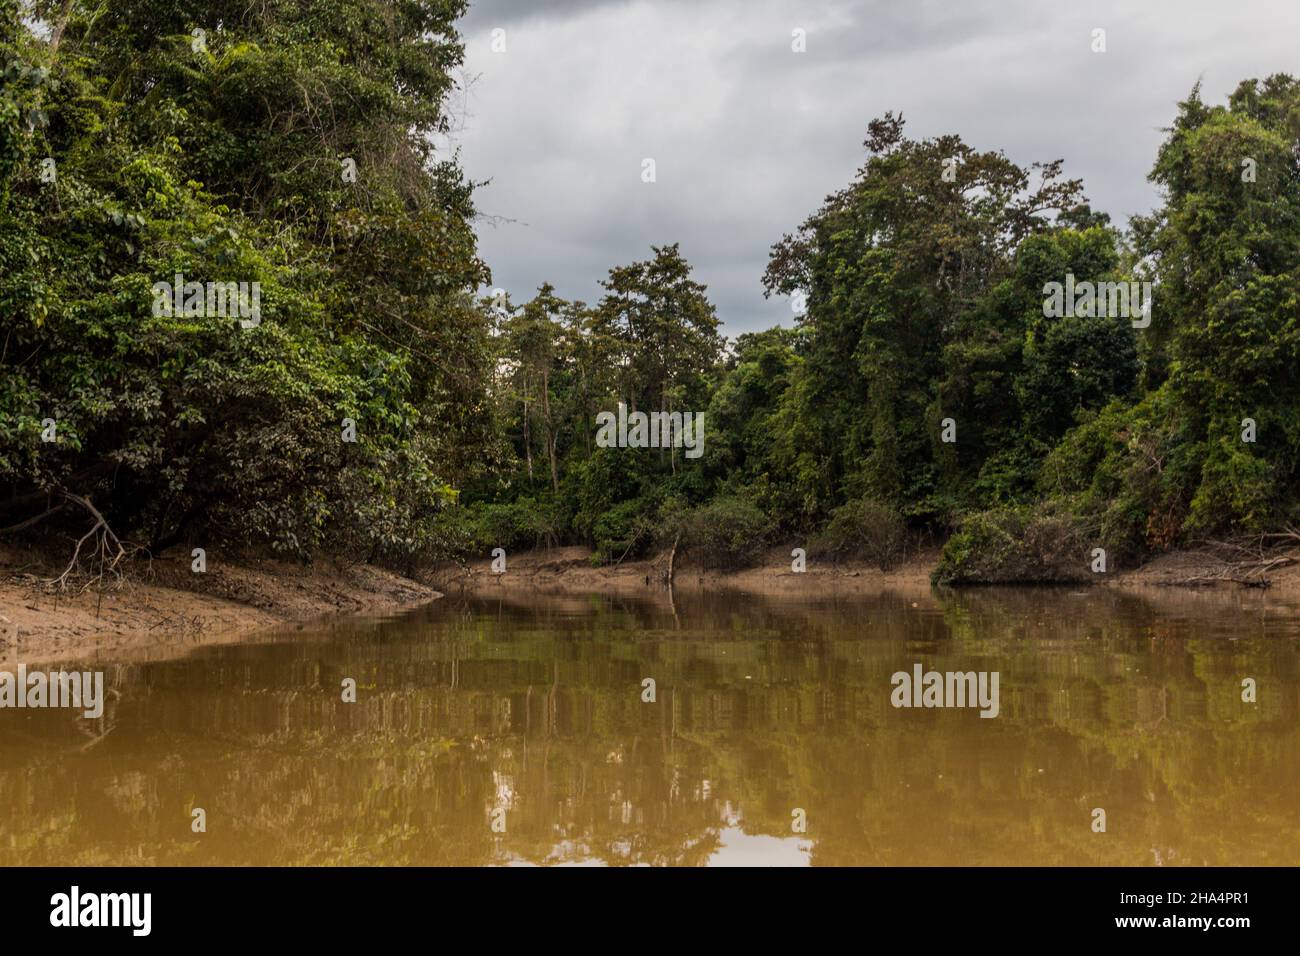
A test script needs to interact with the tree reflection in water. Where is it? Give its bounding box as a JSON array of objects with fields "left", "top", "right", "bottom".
[{"left": 1, "top": 586, "right": 1297, "bottom": 866}]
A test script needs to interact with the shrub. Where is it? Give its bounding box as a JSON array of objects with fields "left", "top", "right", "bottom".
[
  {"left": 811, "top": 497, "right": 907, "bottom": 570},
  {"left": 463, "top": 498, "right": 557, "bottom": 554},
  {"left": 591, "top": 497, "right": 659, "bottom": 565},
  {"left": 1184, "top": 437, "right": 1275, "bottom": 537},
  {"left": 1038, "top": 390, "right": 1191, "bottom": 563},
  {"left": 672, "top": 496, "right": 774, "bottom": 569},
  {"left": 932, "top": 504, "right": 1097, "bottom": 585}
]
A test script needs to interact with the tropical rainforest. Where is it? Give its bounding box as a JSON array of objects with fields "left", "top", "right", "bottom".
[{"left": 3, "top": 1, "right": 1299, "bottom": 584}]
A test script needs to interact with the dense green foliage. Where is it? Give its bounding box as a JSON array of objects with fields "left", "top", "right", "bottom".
[
  {"left": 1039, "top": 78, "right": 1300, "bottom": 562},
  {"left": 2, "top": 0, "right": 493, "bottom": 567},
  {"left": 468, "top": 87, "right": 1300, "bottom": 577},
  {"left": 5, "top": 2, "right": 1298, "bottom": 580}
]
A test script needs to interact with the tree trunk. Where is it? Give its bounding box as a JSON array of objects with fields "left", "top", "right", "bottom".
[
  {"left": 522, "top": 385, "right": 533, "bottom": 482},
  {"left": 542, "top": 367, "right": 559, "bottom": 492}
]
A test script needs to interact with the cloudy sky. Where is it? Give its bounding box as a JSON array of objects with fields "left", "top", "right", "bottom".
[{"left": 444, "top": 0, "right": 1300, "bottom": 336}]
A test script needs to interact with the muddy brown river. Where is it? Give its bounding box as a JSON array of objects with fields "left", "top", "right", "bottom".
[{"left": 2, "top": 585, "right": 1298, "bottom": 866}]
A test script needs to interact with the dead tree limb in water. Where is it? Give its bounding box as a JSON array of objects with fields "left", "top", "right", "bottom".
[{"left": 666, "top": 532, "right": 679, "bottom": 589}]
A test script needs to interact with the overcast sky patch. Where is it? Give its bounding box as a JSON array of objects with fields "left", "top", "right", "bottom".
[{"left": 446, "top": 0, "right": 1300, "bottom": 336}]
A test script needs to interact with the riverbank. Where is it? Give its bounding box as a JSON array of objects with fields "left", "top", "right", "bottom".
[
  {"left": 0, "top": 544, "right": 440, "bottom": 663},
  {"left": 431, "top": 542, "right": 1300, "bottom": 604},
  {"left": 8, "top": 538, "right": 1300, "bottom": 663},
  {"left": 429, "top": 544, "right": 938, "bottom": 599}
]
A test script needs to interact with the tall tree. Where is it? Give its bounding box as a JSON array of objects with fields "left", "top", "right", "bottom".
[{"left": 763, "top": 112, "right": 1089, "bottom": 520}]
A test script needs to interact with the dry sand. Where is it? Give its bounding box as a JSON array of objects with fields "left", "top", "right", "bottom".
[{"left": 0, "top": 544, "right": 439, "bottom": 663}]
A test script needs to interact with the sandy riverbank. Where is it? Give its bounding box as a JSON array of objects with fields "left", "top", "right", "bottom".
[
  {"left": 429, "top": 544, "right": 937, "bottom": 598},
  {"left": 7, "top": 538, "right": 1300, "bottom": 663},
  {"left": 431, "top": 542, "right": 1300, "bottom": 606},
  {"left": 0, "top": 544, "right": 440, "bottom": 663}
]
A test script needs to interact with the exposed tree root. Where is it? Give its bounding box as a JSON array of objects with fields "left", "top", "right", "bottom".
[{"left": 46, "top": 492, "right": 133, "bottom": 593}]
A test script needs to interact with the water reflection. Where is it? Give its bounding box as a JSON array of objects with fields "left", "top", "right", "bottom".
[{"left": 1, "top": 586, "right": 1298, "bottom": 866}]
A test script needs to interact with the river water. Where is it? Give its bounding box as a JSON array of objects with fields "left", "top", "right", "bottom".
[{"left": 2, "top": 586, "right": 1298, "bottom": 866}]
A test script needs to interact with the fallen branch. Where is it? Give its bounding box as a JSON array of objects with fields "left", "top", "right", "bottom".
[
  {"left": 1168, "top": 554, "right": 1297, "bottom": 588},
  {"left": 0, "top": 502, "right": 66, "bottom": 535}
]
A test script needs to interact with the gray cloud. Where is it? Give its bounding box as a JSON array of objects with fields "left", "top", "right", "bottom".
[
  {"left": 447, "top": 0, "right": 1300, "bottom": 336},
  {"left": 459, "top": 0, "right": 642, "bottom": 32}
]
